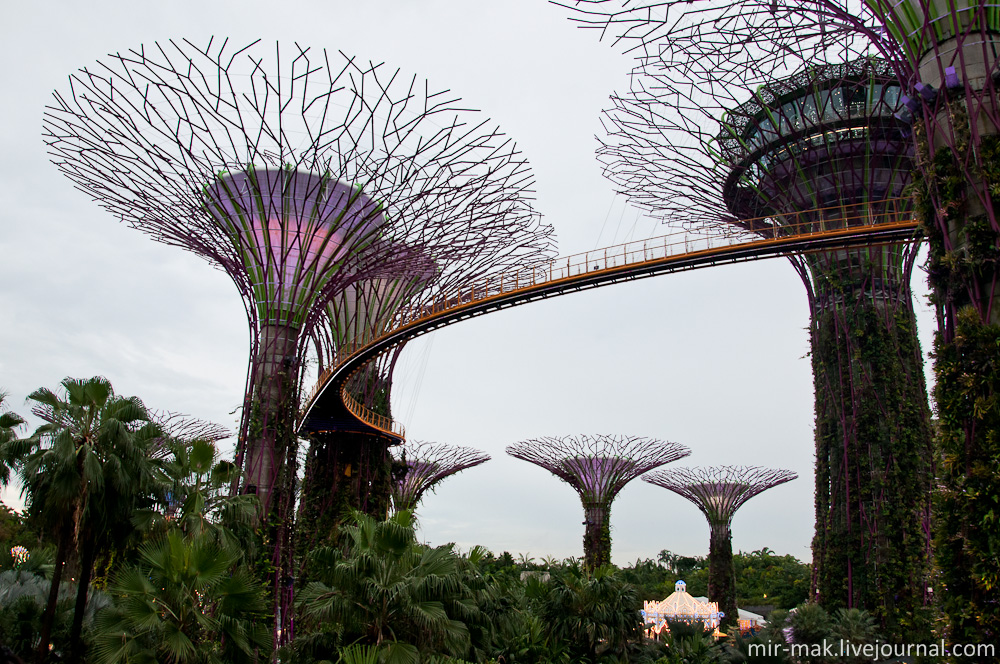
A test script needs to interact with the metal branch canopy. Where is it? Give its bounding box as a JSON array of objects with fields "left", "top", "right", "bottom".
[
  {"left": 42, "top": 37, "right": 555, "bottom": 644},
  {"left": 392, "top": 441, "right": 490, "bottom": 513},
  {"left": 643, "top": 466, "right": 798, "bottom": 528},
  {"left": 507, "top": 434, "right": 690, "bottom": 569},
  {"left": 644, "top": 465, "right": 797, "bottom": 631}
]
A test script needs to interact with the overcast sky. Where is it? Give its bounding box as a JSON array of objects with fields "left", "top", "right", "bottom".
[{"left": 0, "top": 0, "right": 936, "bottom": 567}]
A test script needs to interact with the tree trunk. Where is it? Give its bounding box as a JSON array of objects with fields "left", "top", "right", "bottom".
[
  {"left": 708, "top": 522, "right": 738, "bottom": 634},
  {"left": 68, "top": 531, "right": 97, "bottom": 664},
  {"left": 800, "top": 248, "right": 933, "bottom": 641},
  {"left": 37, "top": 516, "right": 73, "bottom": 664},
  {"left": 582, "top": 503, "right": 611, "bottom": 570},
  {"left": 297, "top": 431, "right": 397, "bottom": 570}
]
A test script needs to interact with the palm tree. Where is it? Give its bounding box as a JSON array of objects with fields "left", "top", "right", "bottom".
[
  {"left": 0, "top": 390, "right": 26, "bottom": 484},
  {"left": 12, "top": 376, "right": 161, "bottom": 664},
  {"left": 137, "top": 438, "right": 259, "bottom": 552},
  {"left": 295, "top": 510, "right": 477, "bottom": 663},
  {"left": 532, "top": 565, "right": 642, "bottom": 662},
  {"left": 90, "top": 529, "right": 271, "bottom": 664}
]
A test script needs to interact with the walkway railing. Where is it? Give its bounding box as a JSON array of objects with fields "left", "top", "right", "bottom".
[
  {"left": 340, "top": 385, "right": 406, "bottom": 438},
  {"left": 312, "top": 200, "right": 918, "bottom": 438}
]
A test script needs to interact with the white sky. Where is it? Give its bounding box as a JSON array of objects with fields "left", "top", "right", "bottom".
[{"left": 0, "top": 0, "right": 935, "bottom": 566}]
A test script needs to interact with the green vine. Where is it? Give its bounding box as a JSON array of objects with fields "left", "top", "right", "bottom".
[
  {"left": 910, "top": 94, "right": 1000, "bottom": 647},
  {"left": 809, "top": 255, "right": 934, "bottom": 642},
  {"left": 582, "top": 504, "right": 612, "bottom": 571},
  {"left": 708, "top": 525, "right": 738, "bottom": 633}
]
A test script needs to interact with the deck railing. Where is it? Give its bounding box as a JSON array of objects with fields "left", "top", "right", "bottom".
[{"left": 313, "top": 200, "right": 917, "bottom": 437}]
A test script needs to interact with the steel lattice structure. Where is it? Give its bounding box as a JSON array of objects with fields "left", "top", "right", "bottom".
[
  {"left": 42, "top": 38, "right": 555, "bottom": 645},
  {"left": 391, "top": 441, "right": 491, "bottom": 513},
  {"left": 506, "top": 434, "right": 689, "bottom": 569},
  {"left": 563, "top": 1, "right": 1000, "bottom": 642},
  {"left": 147, "top": 411, "right": 231, "bottom": 459},
  {"left": 554, "top": 2, "right": 939, "bottom": 638},
  {"left": 643, "top": 466, "right": 797, "bottom": 632},
  {"left": 813, "top": 2, "right": 1000, "bottom": 645}
]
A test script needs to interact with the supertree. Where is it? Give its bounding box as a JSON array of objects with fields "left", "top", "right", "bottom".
[
  {"left": 295, "top": 245, "right": 439, "bottom": 556},
  {"left": 567, "top": 0, "right": 1000, "bottom": 642},
  {"left": 506, "top": 434, "right": 690, "bottom": 569},
  {"left": 390, "top": 440, "right": 491, "bottom": 513},
  {"left": 642, "top": 466, "right": 797, "bottom": 633},
  {"left": 554, "top": 5, "right": 936, "bottom": 638},
  {"left": 568, "top": 0, "right": 1000, "bottom": 640},
  {"left": 838, "top": 0, "right": 1000, "bottom": 643},
  {"left": 42, "top": 38, "right": 554, "bottom": 642}
]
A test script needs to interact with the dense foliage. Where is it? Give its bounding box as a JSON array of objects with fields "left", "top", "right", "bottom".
[
  {"left": 0, "top": 377, "right": 831, "bottom": 663},
  {"left": 807, "top": 258, "right": 934, "bottom": 641},
  {"left": 913, "top": 101, "right": 1000, "bottom": 645},
  {"left": 621, "top": 548, "right": 810, "bottom": 612}
]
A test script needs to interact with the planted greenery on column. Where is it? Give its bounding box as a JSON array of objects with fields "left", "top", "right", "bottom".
[
  {"left": 912, "top": 114, "right": 1000, "bottom": 643},
  {"left": 507, "top": 434, "right": 689, "bottom": 570},
  {"left": 863, "top": 1, "right": 1000, "bottom": 643},
  {"left": 643, "top": 466, "right": 797, "bottom": 633}
]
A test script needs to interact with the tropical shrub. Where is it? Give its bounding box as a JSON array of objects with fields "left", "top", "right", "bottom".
[
  {"left": 90, "top": 529, "right": 271, "bottom": 664},
  {"left": 292, "top": 510, "right": 481, "bottom": 663},
  {"left": 530, "top": 564, "right": 641, "bottom": 663}
]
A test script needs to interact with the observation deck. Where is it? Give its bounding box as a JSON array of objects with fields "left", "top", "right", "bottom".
[{"left": 718, "top": 58, "right": 911, "bottom": 222}]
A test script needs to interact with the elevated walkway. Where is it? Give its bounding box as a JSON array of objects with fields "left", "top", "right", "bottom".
[{"left": 299, "top": 203, "right": 920, "bottom": 439}]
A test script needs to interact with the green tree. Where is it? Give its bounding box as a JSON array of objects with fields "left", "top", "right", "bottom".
[
  {"left": 91, "top": 529, "right": 271, "bottom": 663},
  {"left": 139, "top": 438, "right": 259, "bottom": 551},
  {"left": 637, "top": 549, "right": 809, "bottom": 611},
  {"left": 0, "top": 391, "right": 25, "bottom": 480},
  {"left": 0, "top": 505, "right": 34, "bottom": 557},
  {"left": 732, "top": 549, "right": 810, "bottom": 610},
  {"left": 531, "top": 565, "right": 641, "bottom": 663},
  {"left": 294, "top": 510, "right": 479, "bottom": 663},
  {"left": 828, "top": 608, "right": 880, "bottom": 664},
  {"left": 0, "top": 391, "right": 27, "bottom": 550},
  {"left": 7, "top": 376, "right": 162, "bottom": 664}
]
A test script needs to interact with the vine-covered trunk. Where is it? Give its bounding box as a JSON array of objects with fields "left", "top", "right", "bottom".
[
  {"left": 68, "top": 531, "right": 97, "bottom": 664},
  {"left": 582, "top": 503, "right": 611, "bottom": 570},
  {"left": 708, "top": 523, "right": 737, "bottom": 633},
  {"left": 914, "top": 95, "right": 1000, "bottom": 644},
  {"left": 804, "top": 248, "right": 933, "bottom": 641},
  {"left": 297, "top": 365, "right": 399, "bottom": 571},
  {"left": 296, "top": 431, "right": 398, "bottom": 569},
  {"left": 238, "top": 323, "right": 302, "bottom": 647},
  {"left": 242, "top": 324, "right": 300, "bottom": 500}
]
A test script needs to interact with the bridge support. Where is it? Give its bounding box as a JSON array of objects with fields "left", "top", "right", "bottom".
[{"left": 296, "top": 431, "right": 403, "bottom": 571}]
